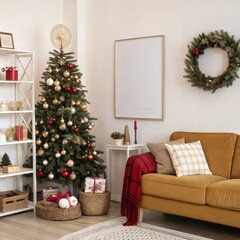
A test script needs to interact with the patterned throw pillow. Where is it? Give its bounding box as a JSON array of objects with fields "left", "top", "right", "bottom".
[{"left": 165, "top": 141, "right": 212, "bottom": 177}]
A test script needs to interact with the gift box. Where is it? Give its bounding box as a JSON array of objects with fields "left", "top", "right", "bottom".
[
  {"left": 84, "top": 177, "right": 106, "bottom": 193},
  {"left": 6, "top": 67, "right": 18, "bottom": 81},
  {"left": 15, "top": 125, "right": 23, "bottom": 141},
  {"left": 42, "top": 186, "right": 60, "bottom": 201}
]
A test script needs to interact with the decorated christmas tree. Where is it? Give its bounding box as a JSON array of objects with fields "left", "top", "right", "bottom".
[
  {"left": 1, "top": 153, "right": 11, "bottom": 167},
  {"left": 35, "top": 27, "right": 105, "bottom": 186}
]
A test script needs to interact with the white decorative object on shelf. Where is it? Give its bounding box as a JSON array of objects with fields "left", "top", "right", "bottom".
[{"left": 0, "top": 129, "right": 6, "bottom": 143}]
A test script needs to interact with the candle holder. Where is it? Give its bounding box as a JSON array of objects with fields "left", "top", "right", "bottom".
[{"left": 134, "top": 121, "right": 137, "bottom": 144}]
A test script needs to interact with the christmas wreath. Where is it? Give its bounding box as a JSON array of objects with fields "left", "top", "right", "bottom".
[{"left": 184, "top": 30, "right": 240, "bottom": 92}]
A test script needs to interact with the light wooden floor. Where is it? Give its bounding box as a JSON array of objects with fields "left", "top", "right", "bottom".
[{"left": 0, "top": 201, "right": 240, "bottom": 240}]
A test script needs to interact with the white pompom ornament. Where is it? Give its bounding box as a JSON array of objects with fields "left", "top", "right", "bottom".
[
  {"left": 58, "top": 198, "right": 70, "bottom": 209},
  {"left": 69, "top": 196, "right": 78, "bottom": 207}
]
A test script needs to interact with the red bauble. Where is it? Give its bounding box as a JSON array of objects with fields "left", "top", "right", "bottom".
[
  {"left": 193, "top": 49, "right": 199, "bottom": 56},
  {"left": 37, "top": 170, "right": 44, "bottom": 177},
  {"left": 65, "top": 86, "right": 71, "bottom": 91},
  {"left": 67, "top": 63, "right": 73, "bottom": 69},
  {"left": 87, "top": 143, "right": 92, "bottom": 148},
  {"left": 73, "top": 127, "right": 79, "bottom": 133},
  {"left": 87, "top": 154, "right": 93, "bottom": 160},
  {"left": 62, "top": 169, "right": 70, "bottom": 178},
  {"left": 72, "top": 87, "right": 77, "bottom": 93},
  {"left": 47, "top": 119, "right": 53, "bottom": 124}
]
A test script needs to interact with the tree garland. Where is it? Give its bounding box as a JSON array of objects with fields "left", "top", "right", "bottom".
[{"left": 184, "top": 30, "right": 240, "bottom": 92}]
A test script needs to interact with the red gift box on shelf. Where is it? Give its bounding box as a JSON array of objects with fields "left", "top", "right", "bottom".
[
  {"left": 5, "top": 67, "right": 18, "bottom": 81},
  {"left": 15, "top": 125, "right": 23, "bottom": 141},
  {"left": 84, "top": 177, "right": 106, "bottom": 193}
]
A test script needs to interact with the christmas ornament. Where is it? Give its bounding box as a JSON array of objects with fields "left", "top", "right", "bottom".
[
  {"left": 74, "top": 74, "right": 78, "bottom": 79},
  {"left": 55, "top": 68, "right": 60, "bottom": 72},
  {"left": 70, "top": 106, "right": 76, "bottom": 114},
  {"left": 87, "top": 143, "right": 92, "bottom": 148},
  {"left": 73, "top": 127, "right": 79, "bottom": 133},
  {"left": 59, "top": 123, "right": 67, "bottom": 131},
  {"left": 76, "top": 79, "right": 81, "bottom": 84},
  {"left": 55, "top": 152, "right": 61, "bottom": 158},
  {"left": 46, "top": 78, "right": 54, "bottom": 86},
  {"left": 62, "top": 169, "right": 70, "bottom": 178},
  {"left": 43, "top": 159, "right": 48, "bottom": 165},
  {"left": 67, "top": 63, "right": 73, "bottom": 68},
  {"left": 69, "top": 196, "right": 78, "bottom": 206},
  {"left": 55, "top": 134, "right": 60, "bottom": 139},
  {"left": 80, "top": 119, "right": 85, "bottom": 124},
  {"left": 43, "top": 142, "right": 49, "bottom": 149},
  {"left": 62, "top": 139, "right": 68, "bottom": 144},
  {"left": 184, "top": 30, "right": 240, "bottom": 92},
  {"left": 61, "top": 149, "right": 66, "bottom": 155},
  {"left": 37, "top": 169, "right": 44, "bottom": 177},
  {"left": 36, "top": 130, "right": 39, "bottom": 135},
  {"left": 88, "top": 125, "right": 93, "bottom": 130},
  {"left": 47, "top": 119, "right": 53, "bottom": 124},
  {"left": 60, "top": 117, "right": 65, "bottom": 123},
  {"left": 90, "top": 122, "right": 95, "bottom": 127},
  {"left": 65, "top": 86, "right": 71, "bottom": 91},
  {"left": 75, "top": 100, "right": 81, "bottom": 106},
  {"left": 36, "top": 138, "right": 42, "bottom": 145},
  {"left": 58, "top": 58, "right": 66, "bottom": 66},
  {"left": 40, "top": 120, "right": 44, "bottom": 124},
  {"left": 67, "top": 120, "right": 73, "bottom": 126},
  {"left": 69, "top": 172, "right": 77, "bottom": 180},
  {"left": 93, "top": 150, "right": 97, "bottom": 155},
  {"left": 48, "top": 172, "right": 54, "bottom": 179},
  {"left": 66, "top": 159, "right": 74, "bottom": 167},
  {"left": 63, "top": 70, "right": 70, "bottom": 78},
  {"left": 48, "top": 67, "right": 52, "bottom": 73},
  {"left": 52, "top": 99, "right": 59, "bottom": 105},
  {"left": 42, "top": 130, "right": 49, "bottom": 138},
  {"left": 59, "top": 96, "right": 65, "bottom": 102},
  {"left": 72, "top": 87, "right": 77, "bottom": 93},
  {"left": 51, "top": 137, "right": 56, "bottom": 142},
  {"left": 80, "top": 103, "right": 87, "bottom": 111},
  {"left": 43, "top": 102, "right": 49, "bottom": 109},
  {"left": 87, "top": 154, "right": 93, "bottom": 160},
  {"left": 71, "top": 100, "right": 76, "bottom": 105},
  {"left": 37, "top": 148, "right": 45, "bottom": 156},
  {"left": 40, "top": 97, "right": 46, "bottom": 102},
  {"left": 58, "top": 198, "right": 70, "bottom": 208},
  {"left": 54, "top": 80, "right": 60, "bottom": 85},
  {"left": 54, "top": 85, "right": 61, "bottom": 92}
]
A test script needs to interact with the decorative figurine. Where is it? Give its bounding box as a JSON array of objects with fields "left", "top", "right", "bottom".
[{"left": 123, "top": 125, "right": 131, "bottom": 145}]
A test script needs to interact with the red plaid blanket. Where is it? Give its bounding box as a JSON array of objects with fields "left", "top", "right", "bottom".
[{"left": 121, "top": 152, "right": 156, "bottom": 225}]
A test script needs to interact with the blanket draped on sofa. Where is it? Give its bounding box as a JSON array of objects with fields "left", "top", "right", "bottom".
[{"left": 121, "top": 152, "right": 156, "bottom": 225}]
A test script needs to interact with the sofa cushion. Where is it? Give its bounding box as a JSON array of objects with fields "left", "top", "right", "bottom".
[
  {"left": 206, "top": 179, "right": 240, "bottom": 211},
  {"left": 147, "top": 138, "right": 185, "bottom": 175},
  {"left": 165, "top": 141, "right": 212, "bottom": 177},
  {"left": 141, "top": 173, "right": 226, "bottom": 205},
  {"left": 170, "top": 132, "right": 238, "bottom": 178}
]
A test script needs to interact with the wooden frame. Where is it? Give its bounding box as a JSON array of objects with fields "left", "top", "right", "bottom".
[
  {"left": 114, "top": 35, "right": 164, "bottom": 120},
  {"left": 0, "top": 32, "right": 14, "bottom": 49}
]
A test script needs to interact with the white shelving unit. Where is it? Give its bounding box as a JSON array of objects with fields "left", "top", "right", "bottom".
[{"left": 0, "top": 49, "right": 36, "bottom": 217}]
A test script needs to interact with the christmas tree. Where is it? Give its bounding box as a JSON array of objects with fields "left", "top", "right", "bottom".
[
  {"left": 35, "top": 49, "right": 106, "bottom": 186},
  {"left": 1, "top": 153, "right": 11, "bottom": 167}
]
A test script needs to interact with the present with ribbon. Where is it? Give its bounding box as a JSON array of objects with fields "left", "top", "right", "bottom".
[
  {"left": 5, "top": 67, "right": 18, "bottom": 81},
  {"left": 84, "top": 177, "right": 106, "bottom": 193}
]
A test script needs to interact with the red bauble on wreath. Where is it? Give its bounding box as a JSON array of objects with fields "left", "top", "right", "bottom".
[
  {"left": 62, "top": 169, "right": 70, "bottom": 178},
  {"left": 193, "top": 48, "right": 199, "bottom": 56}
]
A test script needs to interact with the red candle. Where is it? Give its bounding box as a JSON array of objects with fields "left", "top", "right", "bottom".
[{"left": 134, "top": 120, "right": 137, "bottom": 130}]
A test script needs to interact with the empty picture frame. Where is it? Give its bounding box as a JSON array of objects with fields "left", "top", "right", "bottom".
[
  {"left": 114, "top": 35, "right": 164, "bottom": 120},
  {"left": 0, "top": 32, "right": 14, "bottom": 49}
]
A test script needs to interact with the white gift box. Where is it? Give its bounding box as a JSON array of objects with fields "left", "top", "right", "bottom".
[{"left": 84, "top": 177, "right": 106, "bottom": 193}]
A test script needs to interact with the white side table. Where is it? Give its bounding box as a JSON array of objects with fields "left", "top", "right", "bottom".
[{"left": 106, "top": 144, "right": 144, "bottom": 202}]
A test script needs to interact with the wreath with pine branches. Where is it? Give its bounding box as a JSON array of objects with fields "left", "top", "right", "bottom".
[{"left": 184, "top": 30, "right": 240, "bottom": 92}]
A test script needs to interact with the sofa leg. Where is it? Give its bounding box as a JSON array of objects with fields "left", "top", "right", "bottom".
[{"left": 138, "top": 208, "right": 143, "bottom": 222}]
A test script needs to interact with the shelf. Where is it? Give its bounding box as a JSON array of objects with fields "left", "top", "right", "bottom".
[
  {"left": 0, "top": 80, "right": 33, "bottom": 84},
  {"left": 0, "top": 48, "right": 33, "bottom": 55},
  {"left": 0, "top": 201, "right": 34, "bottom": 217},
  {"left": 0, "top": 140, "right": 33, "bottom": 146},
  {"left": 0, "top": 110, "right": 33, "bottom": 114},
  {"left": 0, "top": 168, "right": 33, "bottom": 178}
]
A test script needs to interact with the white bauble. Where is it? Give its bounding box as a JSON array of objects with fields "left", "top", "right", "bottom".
[
  {"left": 58, "top": 198, "right": 70, "bottom": 209},
  {"left": 69, "top": 196, "right": 78, "bottom": 207},
  {"left": 66, "top": 159, "right": 74, "bottom": 167},
  {"left": 46, "top": 78, "right": 54, "bottom": 86}
]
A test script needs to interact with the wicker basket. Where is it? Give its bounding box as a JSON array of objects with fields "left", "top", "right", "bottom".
[
  {"left": 79, "top": 191, "right": 110, "bottom": 215},
  {"left": 36, "top": 201, "right": 81, "bottom": 221}
]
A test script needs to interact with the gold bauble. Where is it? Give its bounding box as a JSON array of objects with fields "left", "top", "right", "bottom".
[
  {"left": 70, "top": 107, "right": 76, "bottom": 114},
  {"left": 52, "top": 99, "right": 59, "bottom": 105},
  {"left": 37, "top": 148, "right": 45, "bottom": 156},
  {"left": 62, "top": 139, "right": 68, "bottom": 144},
  {"left": 63, "top": 70, "right": 70, "bottom": 78},
  {"left": 72, "top": 101, "right": 76, "bottom": 105},
  {"left": 93, "top": 150, "right": 97, "bottom": 155},
  {"left": 54, "top": 80, "right": 60, "bottom": 85},
  {"left": 60, "top": 117, "right": 65, "bottom": 123},
  {"left": 80, "top": 103, "right": 87, "bottom": 111},
  {"left": 55, "top": 152, "right": 61, "bottom": 158},
  {"left": 51, "top": 137, "right": 56, "bottom": 142},
  {"left": 48, "top": 67, "right": 52, "bottom": 73},
  {"left": 76, "top": 79, "right": 81, "bottom": 84},
  {"left": 88, "top": 125, "right": 93, "bottom": 130},
  {"left": 66, "top": 159, "right": 74, "bottom": 167},
  {"left": 55, "top": 68, "right": 60, "bottom": 72},
  {"left": 43, "top": 142, "right": 49, "bottom": 149},
  {"left": 90, "top": 122, "right": 95, "bottom": 127},
  {"left": 59, "top": 123, "right": 67, "bottom": 131},
  {"left": 36, "top": 130, "right": 39, "bottom": 135},
  {"left": 61, "top": 149, "right": 66, "bottom": 155},
  {"left": 42, "top": 130, "right": 49, "bottom": 138},
  {"left": 40, "top": 97, "right": 46, "bottom": 102},
  {"left": 40, "top": 120, "right": 44, "bottom": 124},
  {"left": 80, "top": 119, "right": 85, "bottom": 124},
  {"left": 36, "top": 138, "right": 42, "bottom": 145},
  {"left": 75, "top": 100, "right": 81, "bottom": 106},
  {"left": 43, "top": 102, "right": 49, "bottom": 109},
  {"left": 54, "top": 85, "right": 61, "bottom": 92},
  {"left": 55, "top": 134, "right": 60, "bottom": 139},
  {"left": 48, "top": 172, "right": 54, "bottom": 180},
  {"left": 67, "top": 120, "right": 73, "bottom": 126},
  {"left": 74, "top": 74, "right": 78, "bottom": 79}
]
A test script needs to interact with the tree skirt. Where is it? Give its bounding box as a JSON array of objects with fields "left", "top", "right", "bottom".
[{"left": 58, "top": 217, "right": 213, "bottom": 240}]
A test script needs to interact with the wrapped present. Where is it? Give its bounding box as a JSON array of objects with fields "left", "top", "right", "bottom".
[
  {"left": 5, "top": 67, "right": 18, "bottom": 81},
  {"left": 15, "top": 125, "right": 23, "bottom": 140},
  {"left": 84, "top": 177, "right": 106, "bottom": 193},
  {"left": 42, "top": 186, "right": 60, "bottom": 201}
]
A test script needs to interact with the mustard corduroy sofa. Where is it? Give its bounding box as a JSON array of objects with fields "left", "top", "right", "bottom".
[{"left": 139, "top": 132, "right": 240, "bottom": 228}]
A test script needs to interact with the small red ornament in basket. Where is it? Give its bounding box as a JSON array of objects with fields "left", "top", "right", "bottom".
[{"left": 5, "top": 67, "right": 18, "bottom": 81}]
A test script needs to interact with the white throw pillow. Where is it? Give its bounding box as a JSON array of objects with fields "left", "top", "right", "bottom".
[{"left": 165, "top": 141, "right": 212, "bottom": 177}]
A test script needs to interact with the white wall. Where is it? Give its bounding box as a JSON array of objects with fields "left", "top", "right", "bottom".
[{"left": 83, "top": 0, "right": 240, "bottom": 155}]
